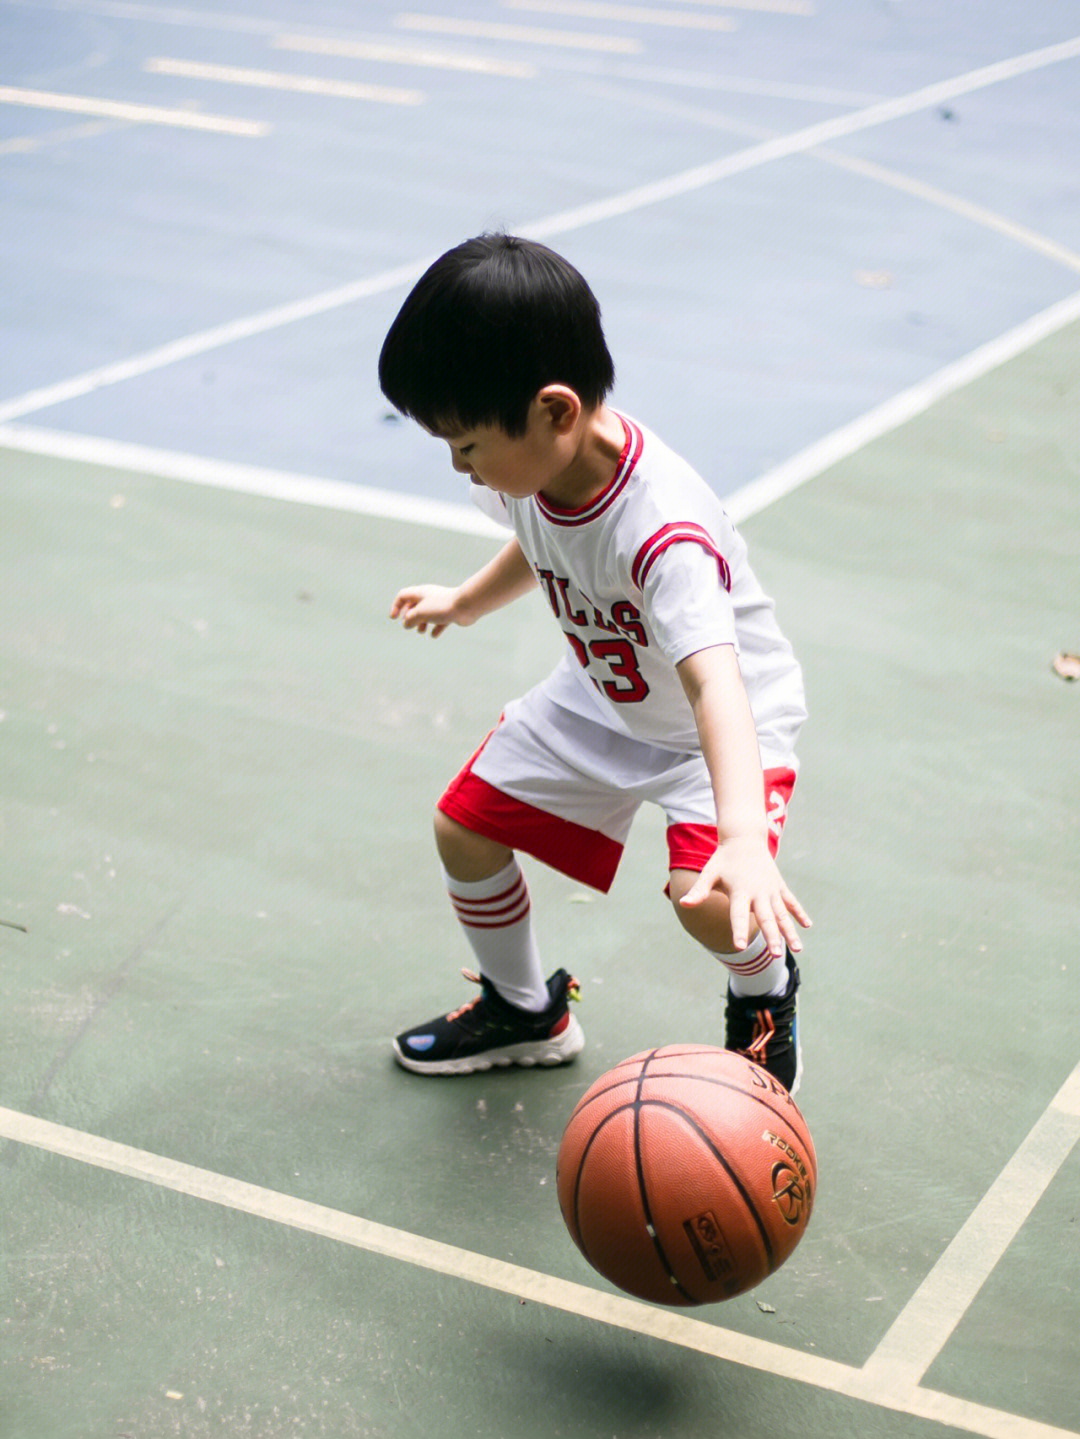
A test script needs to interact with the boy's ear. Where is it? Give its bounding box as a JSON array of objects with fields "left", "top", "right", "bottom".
[{"left": 534, "top": 385, "right": 582, "bottom": 435}]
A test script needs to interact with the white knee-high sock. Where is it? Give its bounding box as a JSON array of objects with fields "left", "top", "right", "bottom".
[
  {"left": 716, "top": 931, "right": 788, "bottom": 997},
  {"left": 444, "top": 859, "right": 549, "bottom": 1012}
]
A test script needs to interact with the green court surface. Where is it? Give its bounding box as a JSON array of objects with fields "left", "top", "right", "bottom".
[{"left": 2, "top": 323, "right": 1078, "bottom": 1439}]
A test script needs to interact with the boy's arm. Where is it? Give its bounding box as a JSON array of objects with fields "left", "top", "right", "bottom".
[
  {"left": 390, "top": 537, "right": 537, "bottom": 637},
  {"left": 676, "top": 644, "right": 810, "bottom": 958}
]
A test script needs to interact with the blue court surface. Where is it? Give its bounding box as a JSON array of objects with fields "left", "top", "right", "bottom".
[{"left": 2, "top": 3, "right": 1079, "bottom": 1437}]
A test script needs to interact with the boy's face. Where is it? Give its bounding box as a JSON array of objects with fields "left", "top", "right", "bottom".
[
  {"left": 427, "top": 418, "right": 553, "bottom": 499},
  {"left": 424, "top": 390, "right": 578, "bottom": 500}
]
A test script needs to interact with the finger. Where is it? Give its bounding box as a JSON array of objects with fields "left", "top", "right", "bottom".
[
  {"left": 678, "top": 858, "right": 723, "bottom": 909},
  {"left": 751, "top": 899, "right": 786, "bottom": 959},
  {"left": 429, "top": 624, "right": 447, "bottom": 638},
  {"left": 775, "top": 905, "right": 803, "bottom": 954},
  {"left": 729, "top": 893, "right": 751, "bottom": 952},
  {"left": 678, "top": 880, "right": 708, "bottom": 908},
  {"left": 782, "top": 887, "right": 812, "bottom": 929}
]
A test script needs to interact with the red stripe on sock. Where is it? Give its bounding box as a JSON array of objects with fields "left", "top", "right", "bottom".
[{"left": 456, "top": 902, "right": 532, "bottom": 930}]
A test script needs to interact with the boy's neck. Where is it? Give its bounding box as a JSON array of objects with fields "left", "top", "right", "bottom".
[{"left": 539, "top": 404, "right": 627, "bottom": 510}]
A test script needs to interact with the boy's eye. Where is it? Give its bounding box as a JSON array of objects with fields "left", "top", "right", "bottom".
[{"left": 459, "top": 445, "right": 474, "bottom": 456}]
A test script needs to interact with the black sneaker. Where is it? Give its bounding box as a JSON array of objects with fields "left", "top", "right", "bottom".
[
  {"left": 724, "top": 950, "right": 802, "bottom": 1094},
  {"left": 393, "top": 968, "right": 584, "bottom": 1075}
]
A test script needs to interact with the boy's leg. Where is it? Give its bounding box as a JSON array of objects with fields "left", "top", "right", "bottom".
[
  {"left": 393, "top": 696, "right": 637, "bottom": 1075},
  {"left": 662, "top": 765, "right": 803, "bottom": 1092},
  {"left": 666, "top": 870, "right": 788, "bottom": 997},
  {"left": 433, "top": 809, "right": 548, "bottom": 1013}
]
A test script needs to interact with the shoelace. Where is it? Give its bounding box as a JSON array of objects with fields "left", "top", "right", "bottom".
[
  {"left": 742, "top": 1007, "right": 776, "bottom": 1063},
  {"left": 445, "top": 970, "right": 582, "bottom": 1022},
  {"left": 446, "top": 968, "right": 483, "bottom": 1023}
]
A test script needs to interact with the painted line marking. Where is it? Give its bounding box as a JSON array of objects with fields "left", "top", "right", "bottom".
[
  {"left": 0, "top": 84, "right": 269, "bottom": 136},
  {"left": 272, "top": 33, "right": 537, "bottom": 79},
  {"left": 393, "top": 14, "right": 643, "bottom": 53},
  {"left": 521, "top": 33, "right": 1080, "bottom": 237},
  {"left": 811, "top": 147, "right": 1080, "bottom": 274},
  {"left": 641, "top": 0, "right": 812, "bottom": 11},
  {"left": 563, "top": 58, "right": 882, "bottom": 104},
  {"left": 0, "top": 258, "right": 429, "bottom": 427},
  {"left": 1, "top": 1103, "right": 1077, "bottom": 1439},
  {"left": 501, "top": 0, "right": 736, "bottom": 30},
  {"left": 859, "top": 1058, "right": 1080, "bottom": 1399},
  {"left": 3, "top": 284, "right": 1080, "bottom": 538},
  {"left": 606, "top": 85, "right": 1080, "bottom": 274},
  {"left": 722, "top": 287, "right": 1080, "bottom": 523},
  {"left": 145, "top": 57, "right": 424, "bottom": 105},
  {"left": 2, "top": 0, "right": 293, "bottom": 34},
  {"left": 0, "top": 118, "right": 120, "bottom": 155},
  {"left": 678, "top": 0, "right": 813, "bottom": 11},
  {"left": 0, "top": 425, "right": 505, "bottom": 538},
  {"left": 2, "top": 32, "right": 1077, "bottom": 427}
]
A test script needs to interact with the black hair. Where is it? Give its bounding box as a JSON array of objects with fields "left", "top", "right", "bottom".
[{"left": 378, "top": 233, "right": 615, "bottom": 437}]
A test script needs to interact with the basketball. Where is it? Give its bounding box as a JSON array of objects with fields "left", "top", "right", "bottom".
[{"left": 556, "top": 1045, "right": 817, "bottom": 1306}]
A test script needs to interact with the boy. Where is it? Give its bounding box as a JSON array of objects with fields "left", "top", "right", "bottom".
[{"left": 380, "top": 234, "right": 811, "bottom": 1091}]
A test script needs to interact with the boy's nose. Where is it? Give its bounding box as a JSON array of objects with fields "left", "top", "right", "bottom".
[{"left": 450, "top": 449, "right": 473, "bottom": 476}]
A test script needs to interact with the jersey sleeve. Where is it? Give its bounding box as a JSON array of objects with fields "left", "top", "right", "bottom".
[
  {"left": 638, "top": 536, "right": 737, "bottom": 666},
  {"left": 468, "top": 482, "right": 513, "bottom": 528}
]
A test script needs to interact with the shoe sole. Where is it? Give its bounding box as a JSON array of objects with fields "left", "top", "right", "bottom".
[{"left": 393, "top": 1015, "right": 585, "bottom": 1076}]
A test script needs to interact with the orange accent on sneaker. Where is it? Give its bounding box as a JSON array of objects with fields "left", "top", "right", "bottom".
[{"left": 744, "top": 1009, "right": 776, "bottom": 1064}]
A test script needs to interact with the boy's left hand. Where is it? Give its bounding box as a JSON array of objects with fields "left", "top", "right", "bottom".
[{"left": 679, "top": 837, "right": 811, "bottom": 958}]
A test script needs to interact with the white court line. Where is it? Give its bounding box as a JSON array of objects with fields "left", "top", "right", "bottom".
[
  {"left": 721, "top": 286, "right": 1080, "bottom": 524},
  {"left": 2, "top": 32, "right": 1077, "bottom": 428},
  {"left": 1, "top": 1101, "right": 1078, "bottom": 1439},
  {"left": 0, "top": 83, "right": 269, "bottom": 136},
  {"left": 813, "top": 147, "right": 1080, "bottom": 274},
  {"left": 501, "top": 0, "right": 735, "bottom": 30},
  {"left": 582, "top": 80, "right": 1080, "bottom": 276},
  {"left": 0, "top": 118, "right": 118, "bottom": 155},
  {"left": 2, "top": 0, "right": 292, "bottom": 34},
  {"left": 394, "top": 14, "right": 643, "bottom": 52},
  {"left": 0, "top": 425, "right": 505, "bottom": 537},
  {"left": 671, "top": 0, "right": 813, "bottom": 11},
  {"left": 145, "top": 57, "right": 424, "bottom": 106},
  {"left": 272, "top": 33, "right": 537, "bottom": 79},
  {"left": 3, "top": 284, "right": 1080, "bottom": 536},
  {"left": 858, "top": 1062, "right": 1080, "bottom": 1400}
]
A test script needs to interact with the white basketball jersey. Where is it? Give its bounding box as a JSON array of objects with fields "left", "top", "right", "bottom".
[{"left": 472, "top": 415, "right": 806, "bottom": 767}]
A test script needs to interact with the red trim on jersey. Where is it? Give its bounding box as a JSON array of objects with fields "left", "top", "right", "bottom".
[
  {"left": 631, "top": 522, "right": 732, "bottom": 592},
  {"left": 533, "top": 416, "right": 643, "bottom": 527},
  {"left": 438, "top": 770, "right": 623, "bottom": 893}
]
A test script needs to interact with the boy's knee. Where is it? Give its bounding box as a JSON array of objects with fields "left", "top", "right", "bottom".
[
  {"left": 433, "top": 808, "right": 512, "bottom": 880},
  {"left": 668, "top": 868, "right": 739, "bottom": 953}
]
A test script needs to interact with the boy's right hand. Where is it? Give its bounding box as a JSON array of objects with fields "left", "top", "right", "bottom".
[{"left": 390, "top": 584, "right": 473, "bottom": 637}]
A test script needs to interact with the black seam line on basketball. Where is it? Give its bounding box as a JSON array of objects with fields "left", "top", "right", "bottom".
[
  {"left": 568, "top": 1107, "right": 672, "bottom": 1288},
  {"left": 633, "top": 1055, "right": 698, "bottom": 1304},
  {"left": 575, "top": 1076, "right": 811, "bottom": 1151},
  {"left": 641, "top": 1100, "right": 777, "bottom": 1267},
  {"left": 574, "top": 1074, "right": 813, "bottom": 1168}
]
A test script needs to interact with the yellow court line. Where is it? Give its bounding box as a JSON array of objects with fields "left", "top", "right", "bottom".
[
  {"left": 272, "top": 33, "right": 537, "bottom": 79},
  {"left": 501, "top": 0, "right": 735, "bottom": 29},
  {"left": 1, "top": 1102, "right": 1077, "bottom": 1439},
  {"left": 0, "top": 84, "right": 269, "bottom": 136},
  {"left": 145, "top": 57, "right": 424, "bottom": 105},
  {"left": 394, "top": 13, "right": 643, "bottom": 53}
]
